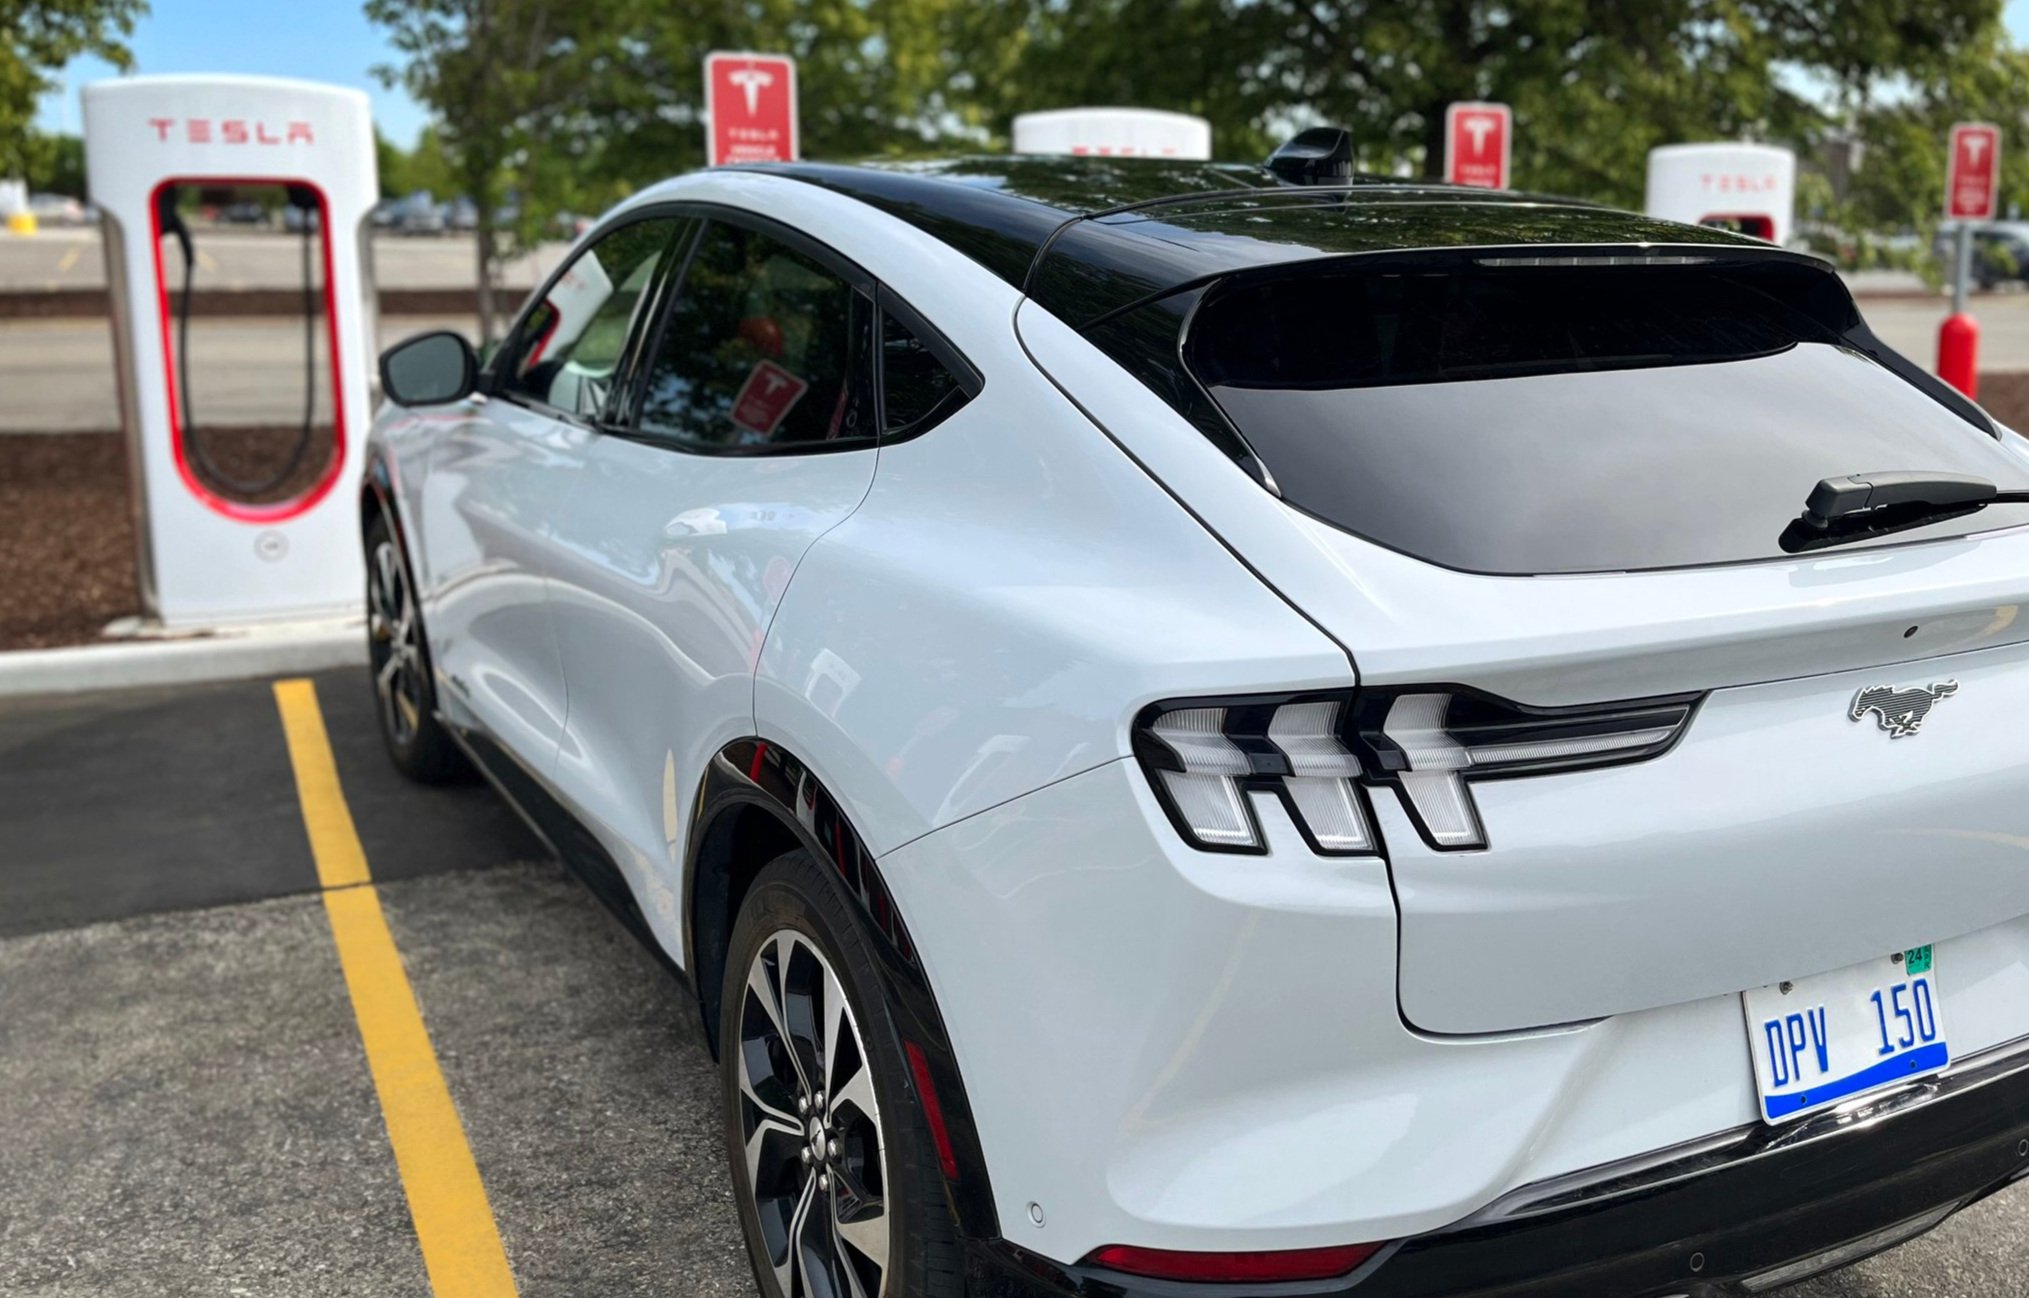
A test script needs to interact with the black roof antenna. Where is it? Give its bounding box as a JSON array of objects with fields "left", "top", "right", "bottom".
[{"left": 1266, "top": 127, "right": 1353, "bottom": 185}]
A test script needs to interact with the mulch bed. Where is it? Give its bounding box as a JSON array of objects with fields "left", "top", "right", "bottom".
[
  {"left": 0, "top": 433, "right": 138, "bottom": 650},
  {"left": 0, "top": 427, "right": 336, "bottom": 650},
  {"left": 8, "top": 374, "right": 2029, "bottom": 653},
  {"left": 1977, "top": 373, "right": 2029, "bottom": 431}
]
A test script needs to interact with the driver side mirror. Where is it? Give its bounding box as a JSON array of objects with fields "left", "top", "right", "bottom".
[{"left": 380, "top": 330, "right": 479, "bottom": 407}]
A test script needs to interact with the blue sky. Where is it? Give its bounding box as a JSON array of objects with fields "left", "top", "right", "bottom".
[
  {"left": 34, "top": 0, "right": 2029, "bottom": 149},
  {"left": 34, "top": 1, "right": 427, "bottom": 144}
]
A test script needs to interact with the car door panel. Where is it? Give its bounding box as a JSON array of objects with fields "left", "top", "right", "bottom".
[
  {"left": 418, "top": 216, "right": 690, "bottom": 780},
  {"left": 547, "top": 444, "right": 877, "bottom": 945},
  {"left": 415, "top": 395, "right": 589, "bottom": 773},
  {"left": 546, "top": 213, "right": 881, "bottom": 960}
]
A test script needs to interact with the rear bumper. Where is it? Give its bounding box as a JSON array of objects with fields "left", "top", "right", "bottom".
[{"left": 964, "top": 1033, "right": 2029, "bottom": 1298}]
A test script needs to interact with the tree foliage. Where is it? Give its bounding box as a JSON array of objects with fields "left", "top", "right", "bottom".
[
  {"left": 17, "top": 126, "right": 81, "bottom": 193},
  {"left": 959, "top": 0, "right": 1997, "bottom": 203},
  {"left": 366, "top": 0, "right": 619, "bottom": 339},
  {"left": 367, "top": 0, "right": 2029, "bottom": 282},
  {"left": 0, "top": 0, "right": 144, "bottom": 178},
  {"left": 377, "top": 125, "right": 457, "bottom": 199},
  {"left": 539, "top": 0, "right": 972, "bottom": 185}
]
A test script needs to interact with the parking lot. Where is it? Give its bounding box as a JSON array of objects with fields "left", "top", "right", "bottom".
[
  {"left": 0, "top": 670, "right": 752, "bottom": 1297},
  {"left": 0, "top": 665, "right": 2021, "bottom": 1296}
]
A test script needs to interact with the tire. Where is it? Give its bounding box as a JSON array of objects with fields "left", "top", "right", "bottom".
[
  {"left": 721, "top": 850, "right": 963, "bottom": 1298},
  {"left": 364, "top": 512, "right": 467, "bottom": 783}
]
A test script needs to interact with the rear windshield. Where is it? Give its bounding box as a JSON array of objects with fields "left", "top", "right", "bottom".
[{"left": 1187, "top": 262, "right": 2029, "bottom": 574}]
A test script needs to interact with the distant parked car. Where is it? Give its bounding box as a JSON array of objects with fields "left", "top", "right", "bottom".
[
  {"left": 401, "top": 206, "right": 446, "bottom": 236},
  {"left": 1935, "top": 222, "right": 2029, "bottom": 289},
  {"left": 219, "top": 200, "right": 271, "bottom": 226},
  {"left": 445, "top": 197, "right": 478, "bottom": 232},
  {"left": 284, "top": 204, "right": 321, "bottom": 234},
  {"left": 26, "top": 193, "right": 87, "bottom": 225},
  {"left": 385, "top": 191, "right": 446, "bottom": 236}
]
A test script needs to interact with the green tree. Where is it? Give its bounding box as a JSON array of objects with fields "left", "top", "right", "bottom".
[
  {"left": 0, "top": 0, "right": 144, "bottom": 179},
  {"left": 366, "top": 0, "right": 619, "bottom": 341},
  {"left": 21, "top": 127, "right": 83, "bottom": 194},
  {"left": 376, "top": 124, "right": 457, "bottom": 199},
  {"left": 1842, "top": 16, "right": 2029, "bottom": 230},
  {"left": 955, "top": 0, "right": 1998, "bottom": 203},
  {"left": 557, "top": 0, "right": 972, "bottom": 188}
]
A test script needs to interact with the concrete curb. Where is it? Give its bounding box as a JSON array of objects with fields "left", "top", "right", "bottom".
[{"left": 0, "top": 619, "right": 366, "bottom": 697}]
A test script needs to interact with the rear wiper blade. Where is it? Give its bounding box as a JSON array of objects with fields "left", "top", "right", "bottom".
[{"left": 1780, "top": 471, "right": 2029, "bottom": 553}]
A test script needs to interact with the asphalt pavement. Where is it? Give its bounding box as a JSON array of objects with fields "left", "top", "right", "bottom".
[
  {"left": 0, "top": 670, "right": 750, "bottom": 1296},
  {"left": 0, "top": 669, "right": 2024, "bottom": 1296}
]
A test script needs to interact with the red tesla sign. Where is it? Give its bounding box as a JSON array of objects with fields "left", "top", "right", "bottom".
[
  {"left": 731, "top": 361, "right": 809, "bottom": 436},
  {"left": 1947, "top": 122, "right": 2001, "bottom": 221},
  {"left": 1444, "top": 102, "right": 1511, "bottom": 189},
  {"left": 705, "top": 52, "right": 799, "bottom": 167}
]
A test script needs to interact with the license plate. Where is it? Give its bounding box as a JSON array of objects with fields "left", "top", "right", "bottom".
[{"left": 1741, "top": 948, "right": 1948, "bottom": 1124}]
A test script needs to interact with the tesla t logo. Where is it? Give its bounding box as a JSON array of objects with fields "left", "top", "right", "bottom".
[
  {"left": 1850, "top": 681, "right": 1959, "bottom": 738},
  {"left": 1443, "top": 101, "right": 1510, "bottom": 189},
  {"left": 731, "top": 361, "right": 809, "bottom": 437},
  {"left": 705, "top": 52, "right": 799, "bottom": 165},
  {"left": 147, "top": 117, "right": 314, "bottom": 146},
  {"left": 1948, "top": 123, "right": 2001, "bottom": 221},
  {"left": 728, "top": 67, "right": 774, "bottom": 114}
]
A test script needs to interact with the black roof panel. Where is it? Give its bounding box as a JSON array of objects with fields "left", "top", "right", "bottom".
[
  {"left": 750, "top": 156, "right": 1295, "bottom": 285},
  {"left": 753, "top": 156, "right": 1779, "bottom": 324}
]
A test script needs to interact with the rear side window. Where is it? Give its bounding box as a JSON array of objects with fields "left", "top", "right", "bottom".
[
  {"left": 1187, "top": 261, "right": 2029, "bottom": 574},
  {"left": 880, "top": 307, "right": 970, "bottom": 435},
  {"left": 636, "top": 220, "right": 875, "bottom": 451}
]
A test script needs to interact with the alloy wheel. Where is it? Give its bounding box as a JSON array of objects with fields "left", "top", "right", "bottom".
[
  {"left": 367, "top": 538, "right": 424, "bottom": 746},
  {"left": 737, "top": 928, "right": 891, "bottom": 1298}
]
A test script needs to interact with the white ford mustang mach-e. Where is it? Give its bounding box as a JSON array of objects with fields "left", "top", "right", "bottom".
[{"left": 367, "top": 139, "right": 2029, "bottom": 1297}]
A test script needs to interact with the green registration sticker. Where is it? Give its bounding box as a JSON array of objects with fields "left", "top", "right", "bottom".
[{"left": 1905, "top": 945, "right": 1934, "bottom": 975}]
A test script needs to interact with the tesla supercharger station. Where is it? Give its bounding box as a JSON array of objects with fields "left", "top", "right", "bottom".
[
  {"left": 1012, "top": 108, "right": 1212, "bottom": 160},
  {"left": 83, "top": 75, "right": 377, "bottom": 629},
  {"left": 1645, "top": 142, "right": 1796, "bottom": 245}
]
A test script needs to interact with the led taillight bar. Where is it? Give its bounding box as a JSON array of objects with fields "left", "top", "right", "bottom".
[{"left": 1134, "top": 687, "right": 1699, "bottom": 854}]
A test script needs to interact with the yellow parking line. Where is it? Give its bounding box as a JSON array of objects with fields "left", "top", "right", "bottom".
[
  {"left": 55, "top": 245, "right": 82, "bottom": 273},
  {"left": 273, "top": 678, "right": 520, "bottom": 1298}
]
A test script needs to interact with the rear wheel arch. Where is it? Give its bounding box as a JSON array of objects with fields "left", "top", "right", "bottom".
[{"left": 685, "top": 737, "right": 1002, "bottom": 1239}]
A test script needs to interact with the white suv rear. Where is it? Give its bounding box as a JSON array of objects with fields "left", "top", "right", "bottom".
[{"left": 367, "top": 153, "right": 2029, "bottom": 1298}]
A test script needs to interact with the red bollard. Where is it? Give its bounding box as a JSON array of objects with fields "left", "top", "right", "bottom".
[{"left": 1938, "top": 311, "right": 1980, "bottom": 398}]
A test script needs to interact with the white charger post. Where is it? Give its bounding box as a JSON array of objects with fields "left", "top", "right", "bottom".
[
  {"left": 1645, "top": 143, "right": 1796, "bottom": 246},
  {"left": 84, "top": 74, "right": 378, "bottom": 628}
]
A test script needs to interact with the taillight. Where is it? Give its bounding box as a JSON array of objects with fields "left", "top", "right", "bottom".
[
  {"left": 1080, "top": 1240, "right": 1386, "bottom": 1283},
  {"left": 1134, "top": 688, "right": 1699, "bottom": 854},
  {"left": 1133, "top": 695, "right": 1372, "bottom": 854}
]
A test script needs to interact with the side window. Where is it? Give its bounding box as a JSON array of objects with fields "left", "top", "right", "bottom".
[
  {"left": 635, "top": 220, "right": 874, "bottom": 450},
  {"left": 880, "top": 306, "right": 971, "bottom": 435},
  {"left": 500, "top": 218, "right": 681, "bottom": 420}
]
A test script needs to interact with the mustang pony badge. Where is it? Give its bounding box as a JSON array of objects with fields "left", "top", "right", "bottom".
[{"left": 1850, "top": 681, "right": 1959, "bottom": 738}]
